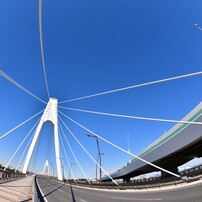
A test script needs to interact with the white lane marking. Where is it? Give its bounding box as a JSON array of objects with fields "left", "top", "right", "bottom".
[
  {"left": 74, "top": 189, "right": 85, "bottom": 193},
  {"left": 80, "top": 199, "right": 88, "bottom": 202},
  {"left": 36, "top": 178, "right": 48, "bottom": 202},
  {"left": 111, "top": 196, "right": 162, "bottom": 201},
  {"left": 58, "top": 189, "right": 63, "bottom": 192}
]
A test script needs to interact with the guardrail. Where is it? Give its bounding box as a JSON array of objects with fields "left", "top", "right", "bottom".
[
  {"left": 0, "top": 166, "right": 26, "bottom": 183},
  {"left": 68, "top": 171, "right": 202, "bottom": 190},
  {"left": 69, "top": 178, "right": 195, "bottom": 190},
  {"left": 33, "top": 175, "right": 45, "bottom": 202},
  {"left": 0, "top": 169, "right": 26, "bottom": 185},
  {"left": 34, "top": 170, "right": 202, "bottom": 195},
  {"left": 0, "top": 176, "right": 26, "bottom": 184}
]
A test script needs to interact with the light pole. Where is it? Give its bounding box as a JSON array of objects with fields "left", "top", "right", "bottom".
[
  {"left": 86, "top": 134, "right": 103, "bottom": 185},
  {"left": 127, "top": 134, "right": 130, "bottom": 158},
  {"left": 195, "top": 23, "right": 202, "bottom": 31},
  {"left": 62, "top": 165, "right": 64, "bottom": 180},
  {"left": 49, "top": 163, "right": 54, "bottom": 177},
  {"left": 69, "top": 163, "right": 75, "bottom": 182}
]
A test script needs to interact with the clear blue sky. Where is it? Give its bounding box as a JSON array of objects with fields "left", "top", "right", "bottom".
[{"left": 0, "top": 0, "right": 202, "bottom": 179}]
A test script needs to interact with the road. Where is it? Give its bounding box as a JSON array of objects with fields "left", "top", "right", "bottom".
[{"left": 36, "top": 176, "right": 202, "bottom": 202}]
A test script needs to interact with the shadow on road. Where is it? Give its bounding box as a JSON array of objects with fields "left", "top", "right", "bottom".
[
  {"left": 44, "top": 184, "right": 64, "bottom": 198},
  {"left": 20, "top": 198, "right": 32, "bottom": 202},
  {"left": 70, "top": 185, "right": 76, "bottom": 202},
  {"left": 42, "top": 183, "right": 77, "bottom": 202}
]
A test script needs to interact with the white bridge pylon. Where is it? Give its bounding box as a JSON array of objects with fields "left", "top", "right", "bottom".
[
  {"left": 42, "top": 160, "right": 50, "bottom": 176},
  {"left": 22, "top": 98, "right": 63, "bottom": 181}
]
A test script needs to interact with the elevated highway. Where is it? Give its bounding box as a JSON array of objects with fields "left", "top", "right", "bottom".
[{"left": 103, "top": 102, "right": 202, "bottom": 182}]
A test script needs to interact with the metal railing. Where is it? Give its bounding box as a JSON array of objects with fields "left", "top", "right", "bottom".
[
  {"left": 68, "top": 169, "right": 202, "bottom": 190},
  {"left": 0, "top": 167, "right": 26, "bottom": 184},
  {"left": 33, "top": 175, "right": 46, "bottom": 202}
]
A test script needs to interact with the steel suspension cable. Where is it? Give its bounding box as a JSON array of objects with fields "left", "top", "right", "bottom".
[
  {"left": 59, "top": 150, "right": 66, "bottom": 179},
  {"left": 58, "top": 118, "right": 90, "bottom": 184},
  {"left": 59, "top": 111, "right": 181, "bottom": 178},
  {"left": 0, "top": 70, "right": 47, "bottom": 104},
  {"left": 59, "top": 71, "right": 202, "bottom": 103},
  {"left": 59, "top": 106, "right": 202, "bottom": 125},
  {"left": 45, "top": 126, "right": 53, "bottom": 161},
  {"left": 58, "top": 126, "right": 76, "bottom": 181},
  {"left": 38, "top": 0, "right": 51, "bottom": 98},
  {"left": 15, "top": 130, "right": 36, "bottom": 172},
  {"left": 0, "top": 110, "right": 44, "bottom": 140},
  {"left": 4, "top": 118, "right": 40, "bottom": 171},
  {"left": 59, "top": 115, "right": 119, "bottom": 185},
  {"left": 31, "top": 125, "right": 43, "bottom": 172}
]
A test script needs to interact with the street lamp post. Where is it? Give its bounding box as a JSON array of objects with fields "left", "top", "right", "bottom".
[
  {"left": 62, "top": 165, "right": 64, "bottom": 180},
  {"left": 127, "top": 134, "right": 131, "bottom": 161},
  {"left": 69, "top": 163, "right": 75, "bottom": 182},
  {"left": 49, "top": 163, "right": 54, "bottom": 177},
  {"left": 86, "top": 134, "right": 103, "bottom": 185},
  {"left": 99, "top": 152, "right": 105, "bottom": 185},
  {"left": 195, "top": 23, "right": 202, "bottom": 31}
]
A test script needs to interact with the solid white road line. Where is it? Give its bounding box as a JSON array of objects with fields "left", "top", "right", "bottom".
[
  {"left": 36, "top": 178, "right": 48, "bottom": 202},
  {"left": 58, "top": 189, "right": 63, "bottom": 192},
  {"left": 111, "top": 196, "right": 162, "bottom": 201},
  {"left": 80, "top": 199, "right": 88, "bottom": 202}
]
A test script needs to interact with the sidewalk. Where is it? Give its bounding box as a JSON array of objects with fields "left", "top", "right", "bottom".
[{"left": 0, "top": 175, "right": 34, "bottom": 202}]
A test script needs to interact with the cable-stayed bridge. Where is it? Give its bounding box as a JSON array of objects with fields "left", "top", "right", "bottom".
[
  {"left": 1, "top": 74, "right": 201, "bottom": 184},
  {"left": 0, "top": 0, "right": 202, "bottom": 201},
  {"left": 0, "top": 62, "right": 202, "bottom": 201}
]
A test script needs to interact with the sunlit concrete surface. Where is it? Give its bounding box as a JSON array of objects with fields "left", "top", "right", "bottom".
[{"left": 0, "top": 175, "right": 34, "bottom": 202}]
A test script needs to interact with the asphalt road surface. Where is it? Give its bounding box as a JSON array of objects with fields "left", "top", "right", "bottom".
[{"left": 36, "top": 176, "right": 202, "bottom": 202}]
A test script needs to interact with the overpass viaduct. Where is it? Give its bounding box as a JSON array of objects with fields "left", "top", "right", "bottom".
[{"left": 103, "top": 102, "right": 202, "bottom": 182}]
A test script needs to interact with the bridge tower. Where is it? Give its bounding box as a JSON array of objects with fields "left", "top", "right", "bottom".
[
  {"left": 22, "top": 98, "right": 63, "bottom": 181},
  {"left": 42, "top": 160, "right": 50, "bottom": 176}
]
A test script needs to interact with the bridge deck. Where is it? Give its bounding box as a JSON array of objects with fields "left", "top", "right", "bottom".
[{"left": 0, "top": 175, "right": 34, "bottom": 201}]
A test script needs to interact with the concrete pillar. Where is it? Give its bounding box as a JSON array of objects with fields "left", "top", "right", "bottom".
[
  {"left": 161, "top": 167, "right": 179, "bottom": 178},
  {"left": 123, "top": 177, "right": 131, "bottom": 183}
]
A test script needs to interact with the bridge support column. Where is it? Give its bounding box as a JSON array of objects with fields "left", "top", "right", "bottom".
[
  {"left": 123, "top": 177, "right": 131, "bottom": 183},
  {"left": 161, "top": 167, "right": 179, "bottom": 178}
]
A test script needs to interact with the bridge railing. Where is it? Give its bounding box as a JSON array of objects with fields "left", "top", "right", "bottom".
[
  {"left": 34, "top": 168, "right": 202, "bottom": 193},
  {"left": 0, "top": 166, "right": 26, "bottom": 184},
  {"left": 68, "top": 169, "right": 202, "bottom": 190},
  {"left": 33, "top": 175, "right": 46, "bottom": 202}
]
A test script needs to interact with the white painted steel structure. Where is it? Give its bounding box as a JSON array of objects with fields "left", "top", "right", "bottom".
[
  {"left": 42, "top": 160, "right": 50, "bottom": 176},
  {"left": 22, "top": 98, "right": 63, "bottom": 181}
]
